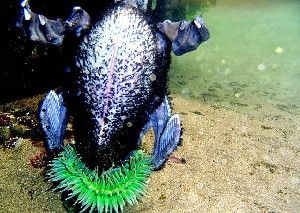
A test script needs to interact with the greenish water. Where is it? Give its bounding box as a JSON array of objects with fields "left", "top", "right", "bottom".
[{"left": 169, "top": 0, "right": 300, "bottom": 118}]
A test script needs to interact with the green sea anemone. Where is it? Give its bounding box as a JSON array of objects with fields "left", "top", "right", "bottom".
[{"left": 48, "top": 145, "right": 153, "bottom": 213}]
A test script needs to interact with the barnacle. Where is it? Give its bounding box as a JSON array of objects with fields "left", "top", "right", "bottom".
[{"left": 48, "top": 145, "right": 152, "bottom": 213}]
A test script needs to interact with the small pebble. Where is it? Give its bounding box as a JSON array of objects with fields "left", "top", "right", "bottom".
[
  {"left": 257, "top": 63, "right": 266, "bottom": 71},
  {"left": 235, "top": 93, "right": 241, "bottom": 98},
  {"left": 168, "top": 155, "right": 186, "bottom": 164},
  {"left": 275, "top": 47, "right": 283, "bottom": 53},
  {"left": 196, "top": 183, "right": 205, "bottom": 190}
]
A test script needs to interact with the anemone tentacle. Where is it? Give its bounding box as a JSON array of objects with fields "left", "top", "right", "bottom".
[{"left": 48, "top": 145, "right": 152, "bottom": 213}]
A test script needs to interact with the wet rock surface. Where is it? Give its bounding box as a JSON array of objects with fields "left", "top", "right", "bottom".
[{"left": 0, "top": 102, "right": 43, "bottom": 147}]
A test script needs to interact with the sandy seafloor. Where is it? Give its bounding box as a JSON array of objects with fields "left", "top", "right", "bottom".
[{"left": 0, "top": 94, "right": 299, "bottom": 213}]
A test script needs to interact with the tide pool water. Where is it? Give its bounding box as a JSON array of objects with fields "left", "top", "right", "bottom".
[{"left": 169, "top": 0, "right": 300, "bottom": 119}]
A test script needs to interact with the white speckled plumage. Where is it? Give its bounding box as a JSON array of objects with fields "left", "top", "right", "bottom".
[{"left": 74, "top": 4, "right": 157, "bottom": 146}]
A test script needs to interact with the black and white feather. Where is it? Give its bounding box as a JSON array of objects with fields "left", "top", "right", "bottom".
[{"left": 39, "top": 90, "right": 68, "bottom": 152}]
